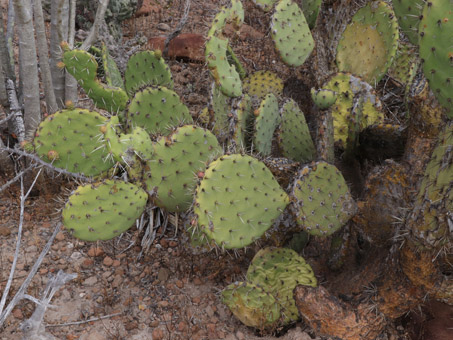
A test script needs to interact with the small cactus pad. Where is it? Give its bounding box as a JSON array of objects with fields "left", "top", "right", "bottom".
[
  {"left": 101, "top": 42, "right": 125, "bottom": 90},
  {"left": 62, "top": 180, "right": 147, "bottom": 241},
  {"left": 205, "top": 35, "right": 242, "bottom": 97},
  {"left": 301, "top": 0, "right": 322, "bottom": 29},
  {"left": 419, "top": 0, "right": 453, "bottom": 117},
  {"left": 144, "top": 125, "right": 222, "bottom": 212},
  {"left": 247, "top": 247, "right": 317, "bottom": 325},
  {"left": 387, "top": 42, "right": 419, "bottom": 91},
  {"left": 251, "top": 0, "right": 277, "bottom": 12},
  {"left": 392, "top": 0, "right": 425, "bottom": 44},
  {"left": 290, "top": 161, "right": 357, "bottom": 236},
  {"left": 322, "top": 73, "right": 384, "bottom": 149},
  {"left": 124, "top": 50, "right": 173, "bottom": 96},
  {"left": 277, "top": 99, "right": 316, "bottom": 162},
  {"left": 243, "top": 70, "right": 284, "bottom": 99},
  {"left": 271, "top": 0, "right": 314, "bottom": 67},
  {"left": 126, "top": 86, "right": 192, "bottom": 137},
  {"left": 194, "top": 154, "right": 289, "bottom": 249},
  {"left": 232, "top": 94, "right": 254, "bottom": 148},
  {"left": 62, "top": 48, "right": 128, "bottom": 113},
  {"left": 253, "top": 93, "right": 280, "bottom": 156},
  {"left": 336, "top": 1, "right": 399, "bottom": 85},
  {"left": 311, "top": 88, "right": 337, "bottom": 110},
  {"left": 221, "top": 282, "right": 281, "bottom": 329},
  {"left": 208, "top": 0, "right": 244, "bottom": 37},
  {"left": 33, "top": 109, "right": 113, "bottom": 176},
  {"left": 210, "top": 83, "right": 233, "bottom": 142},
  {"left": 408, "top": 122, "right": 453, "bottom": 248}
]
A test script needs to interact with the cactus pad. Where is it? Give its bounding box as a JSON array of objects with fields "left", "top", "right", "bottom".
[
  {"left": 144, "top": 125, "right": 222, "bottom": 212},
  {"left": 336, "top": 1, "right": 399, "bottom": 85},
  {"left": 291, "top": 161, "right": 357, "bottom": 236},
  {"left": 232, "top": 94, "right": 253, "bottom": 148},
  {"left": 126, "top": 85, "right": 192, "bottom": 137},
  {"left": 124, "top": 50, "right": 173, "bottom": 96},
  {"left": 194, "top": 154, "right": 289, "bottom": 249},
  {"left": 311, "top": 88, "right": 337, "bottom": 110},
  {"left": 247, "top": 247, "right": 317, "bottom": 325},
  {"left": 277, "top": 99, "right": 316, "bottom": 162},
  {"left": 243, "top": 70, "right": 284, "bottom": 99},
  {"left": 251, "top": 0, "right": 277, "bottom": 12},
  {"left": 221, "top": 282, "right": 281, "bottom": 329},
  {"left": 418, "top": 0, "right": 453, "bottom": 117},
  {"left": 301, "top": 0, "right": 322, "bottom": 29},
  {"left": 253, "top": 93, "right": 280, "bottom": 156},
  {"left": 33, "top": 109, "right": 114, "bottom": 176},
  {"left": 392, "top": 0, "right": 425, "bottom": 44},
  {"left": 210, "top": 83, "right": 233, "bottom": 142},
  {"left": 62, "top": 180, "right": 147, "bottom": 241},
  {"left": 271, "top": 0, "right": 314, "bottom": 66}
]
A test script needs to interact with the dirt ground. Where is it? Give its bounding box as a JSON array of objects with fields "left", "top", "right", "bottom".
[{"left": 0, "top": 1, "right": 332, "bottom": 339}]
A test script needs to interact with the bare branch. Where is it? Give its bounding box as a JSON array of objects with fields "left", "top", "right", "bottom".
[
  {"left": 0, "top": 163, "right": 35, "bottom": 194},
  {"left": 46, "top": 312, "right": 122, "bottom": 327},
  {"left": 6, "top": 79, "right": 25, "bottom": 143},
  {"left": 80, "top": 0, "right": 110, "bottom": 50}
]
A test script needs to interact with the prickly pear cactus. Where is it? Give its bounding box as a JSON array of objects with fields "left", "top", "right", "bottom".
[
  {"left": 407, "top": 122, "right": 453, "bottom": 248},
  {"left": 194, "top": 154, "right": 289, "bottom": 249},
  {"left": 247, "top": 247, "right": 317, "bottom": 325},
  {"left": 392, "top": 0, "right": 425, "bottom": 44},
  {"left": 62, "top": 45, "right": 129, "bottom": 113},
  {"left": 277, "top": 98, "right": 316, "bottom": 163},
  {"left": 243, "top": 70, "right": 284, "bottom": 99},
  {"left": 271, "top": 0, "right": 314, "bottom": 67},
  {"left": 336, "top": 1, "right": 399, "bottom": 85},
  {"left": 301, "top": 0, "right": 322, "bottom": 29},
  {"left": 124, "top": 50, "right": 174, "bottom": 96},
  {"left": 101, "top": 43, "right": 125, "bottom": 90},
  {"left": 231, "top": 94, "right": 254, "bottom": 148},
  {"left": 62, "top": 180, "right": 147, "bottom": 241},
  {"left": 311, "top": 88, "right": 337, "bottom": 110},
  {"left": 387, "top": 42, "right": 419, "bottom": 93},
  {"left": 144, "top": 125, "right": 222, "bottom": 212},
  {"left": 418, "top": 0, "right": 453, "bottom": 117},
  {"left": 251, "top": 0, "right": 277, "bottom": 12},
  {"left": 291, "top": 161, "right": 357, "bottom": 236},
  {"left": 221, "top": 282, "right": 281, "bottom": 329},
  {"left": 126, "top": 86, "right": 192, "bottom": 137},
  {"left": 33, "top": 109, "right": 114, "bottom": 176},
  {"left": 210, "top": 83, "right": 233, "bottom": 142},
  {"left": 253, "top": 93, "right": 280, "bottom": 156}
]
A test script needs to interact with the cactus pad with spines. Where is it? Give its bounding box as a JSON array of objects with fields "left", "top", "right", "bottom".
[
  {"left": 232, "top": 94, "right": 253, "bottom": 148},
  {"left": 243, "top": 70, "right": 284, "bottom": 99},
  {"left": 392, "top": 0, "right": 425, "bottom": 44},
  {"left": 101, "top": 42, "right": 125, "bottom": 90},
  {"left": 311, "top": 88, "right": 337, "bottom": 110},
  {"left": 247, "top": 247, "right": 317, "bottom": 325},
  {"left": 124, "top": 50, "right": 173, "bottom": 96},
  {"left": 277, "top": 99, "right": 316, "bottom": 163},
  {"left": 210, "top": 83, "right": 233, "bottom": 142},
  {"left": 291, "top": 161, "right": 357, "bottom": 236},
  {"left": 271, "top": 0, "right": 314, "bottom": 67},
  {"left": 62, "top": 46, "right": 128, "bottom": 113},
  {"left": 62, "top": 180, "right": 147, "bottom": 241},
  {"left": 301, "top": 0, "right": 322, "bottom": 29},
  {"left": 253, "top": 93, "right": 280, "bottom": 156},
  {"left": 388, "top": 41, "right": 419, "bottom": 92},
  {"left": 144, "top": 125, "right": 222, "bottom": 212},
  {"left": 33, "top": 109, "right": 113, "bottom": 176},
  {"left": 251, "top": 0, "right": 277, "bottom": 12},
  {"left": 126, "top": 85, "right": 192, "bottom": 137},
  {"left": 221, "top": 282, "right": 281, "bottom": 329},
  {"left": 336, "top": 1, "right": 399, "bottom": 85},
  {"left": 194, "top": 154, "right": 289, "bottom": 249},
  {"left": 418, "top": 0, "right": 453, "bottom": 117}
]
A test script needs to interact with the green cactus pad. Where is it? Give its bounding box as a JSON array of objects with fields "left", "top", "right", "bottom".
[
  {"left": 101, "top": 42, "right": 125, "bottom": 90},
  {"left": 62, "top": 48, "right": 128, "bottom": 113},
  {"left": 388, "top": 42, "right": 419, "bottom": 92},
  {"left": 232, "top": 94, "right": 254, "bottom": 148},
  {"left": 419, "top": 0, "right": 453, "bottom": 117},
  {"left": 247, "top": 247, "right": 317, "bottom": 325},
  {"left": 194, "top": 154, "right": 289, "bottom": 249},
  {"left": 271, "top": 0, "right": 314, "bottom": 66},
  {"left": 311, "top": 88, "right": 337, "bottom": 110},
  {"left": 62, "top": 180, "right": 148, "bottom": 241},
  {"left": 33, "top": 109, "right": 114, "bottom": 176},
  {"left": 221, "top": 282, "right": 281, "bottom": 329},
  {"left": 291, "top": 161, "right": 357, "bottom": 236},
  {"left": 144, "top": 125, "right": 222, "bottom": 212},
  {"left": 392, "top": 0, "right": 425, "bottom": 44},
  {"left": 210, "top": 83, "right": 233, "bottom": 142},
  {"left": 277, "top": 99, "right": 316, "bottom": 162},
  {"left": 336, "top": 1, "right": 399, "bottom": 85},
  {"left": 251, "top": 0, "right": 277, "bottom": 12},
  {"left": 124, "top": 50, "right": 173, "bottom": 96},
  {"left": 253, "top": 93, "right": 280, "bottom": 156},
  {"left": 126, "top": 85, "right": 192, "bottom": 137},
  {"left": 322, "top": 72, "right": 384, "bottom": 149},
  {"left": 206, "top": 35, "right": 242, "bottom": 97},
  {"left": 408, "top": 122, "right": 453, "bottom": 247},
  {"left": 243, "top": 70, "right": 284, "bottom": 99},
  {"left": 301, "top": 0, "right": 322, "bottom": 29}
]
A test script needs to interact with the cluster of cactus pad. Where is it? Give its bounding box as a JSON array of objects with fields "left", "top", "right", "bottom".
[{"left": 26, "top": 0, "right": 453, "bottom": 332}]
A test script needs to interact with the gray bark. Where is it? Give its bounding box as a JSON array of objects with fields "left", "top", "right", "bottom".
[
  {"left": 64, "top": 0, "right": 78, "bottom": 105},
  {"left": 6, "top": 0, "right": 16, "bottom": 80},
  {"left": 13, "top": 0, "right": 41, "bottom": 137},
  {"left": 80, "top": 0, "right": 110, "bottom": 50},
  {"left": 33, "top": 0, "right": 59, "bottom": 114}
]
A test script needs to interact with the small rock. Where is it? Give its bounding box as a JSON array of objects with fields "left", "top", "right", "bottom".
[
  {"left": 103, "top": 256, "right": 113, "bottom": 267},
  {"left": 157, "top": 300, "right": 169, "bottom": 308},
  {"left": 70, "top": 251, "right": 82, "bottom": 260},
  {"left": 156, "top": 23, "right": 170, "bottom": 31},
  {"left": 193, "top": 277, "right": 203, "bottom": 285},
  {"left": 175, "top": 280, "right": 184, "bottom": 288},
  {"left": 112, "top": 259, "right": 121, "bottom": 267},
  {"left": 125, "top": 320, "right": 138, "bottom": 331},
  {"left": 81, "top": 258, "right": 94, "bottom": 268},
  {"left": 152, "top": 327, "right": 165, "bottom": 340},
  {"left": 236, "top": 331, "right": 245, "bottom": 340},
  {"left": 157, "top": 268, "right": 170, "bottom": 282},
  {"left": 55, "top": 231, "right": 65, "bottom": 241},
  {"left": 83, "top": 275, "right": 98, "bottom": 286},
  {"left": 0, "top": 226, "right": 11, "bottom": 237},
  {"left": 12, "top": 308, "right": 23, "bottom": 319},
  {"left": 87, "top": 246, "right": 104, "bottom": 257}
]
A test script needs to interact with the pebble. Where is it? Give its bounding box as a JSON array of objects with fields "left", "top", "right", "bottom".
[
  {"left": 156, "top": 23, "right": 170, "bottom": 31},
  {"left": 12, "top": 308, "right": 23, "bottom": 319},
  {"left": 235, "top": 331, "right": 245, "bottom": 340},
  {"left": 83, "top": 275, "right": 98, "bottom": 286},
  {"left": 103, "top": 256, "right": 113, "bottom": 267},
  {"left": 0, "top": 226, "right": 11, "bottom": 237},
  {"left": 151, "top": 327, "right": 165, "bottom": 340},
  {"left": 157, "top": 267, "right": 170, "bottom": 282},
  {"left": 55, "top": 231, "right": 65, "bottom": 241},
  {"left": 87, "top": 246, "right": 104, "bottom": 257},
  {"left": 70, "top": 251, "right": 82, "bottom": 260}
]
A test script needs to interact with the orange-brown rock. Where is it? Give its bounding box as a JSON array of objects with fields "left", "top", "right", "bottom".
[{"left": 147, "top": 33, "right": 205, "bottom": 62}]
